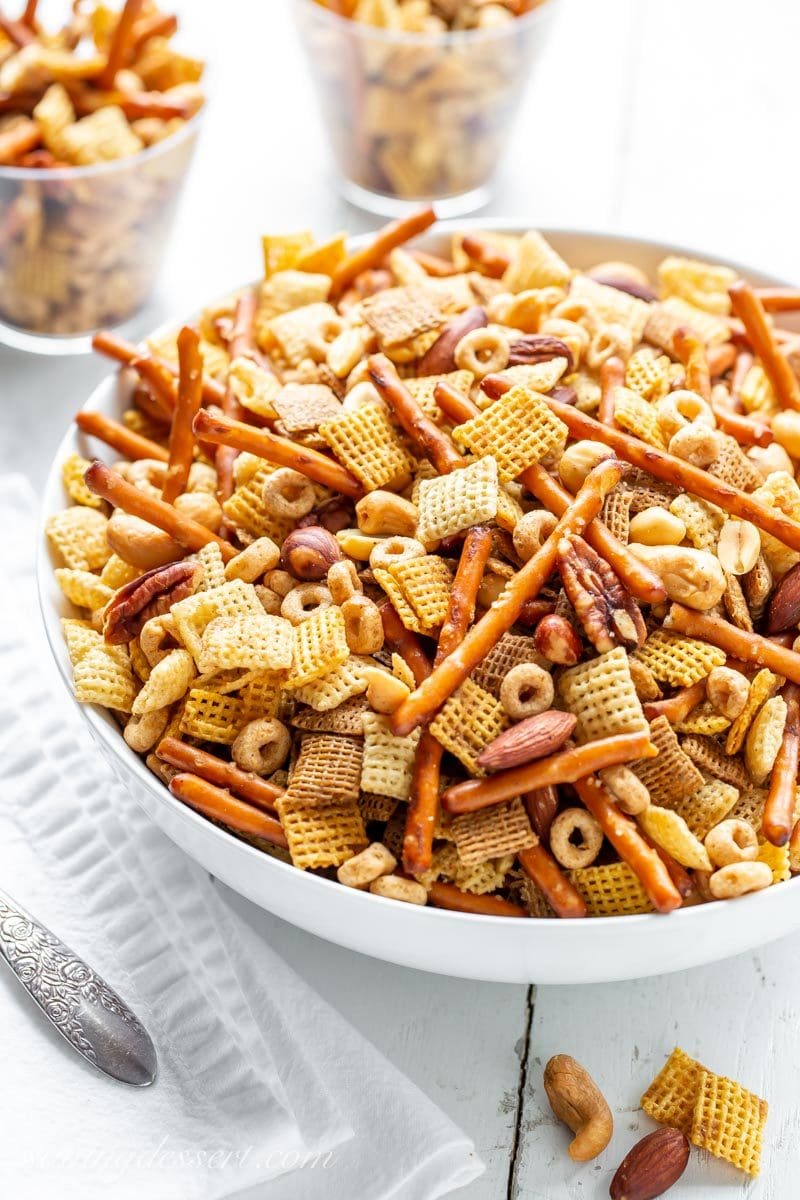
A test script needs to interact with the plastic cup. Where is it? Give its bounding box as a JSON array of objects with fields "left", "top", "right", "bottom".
[
  {"left": 0, "top": 115, "right": 200, "bottom": 354},
  {"left": 294, "top": 0, "right": 558, "bottom": 217}
]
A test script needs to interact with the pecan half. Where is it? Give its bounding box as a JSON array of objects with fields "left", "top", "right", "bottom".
[
  {"left": 557, "top": 534, "right": 646, "bottom": 653},
  {"left": 416, "top": 306, "right": 487, "bottom": 375},
  {"left": 507, "top": 334, "right": 574, "bottom": 373},
  {"left": 103, "top": 561, "right": 200, "bottom": 644}
]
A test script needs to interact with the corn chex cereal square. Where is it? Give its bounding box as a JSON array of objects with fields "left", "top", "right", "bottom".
[
  {"left": 100, "top": 555, "right": 139, "bottom": 590},
  {"left": 757, "top": 838, "right": 791, "bottom": 883},
  {"left": 240, "top": 672, "right": 283, "bottom": 721},
  {"left": 625, "top": 348, "right": 671, "bottom": 403},
  {"left": 633, "top": 716, "right": 704, "bottom": 805},
  {"left": 429, "top": 678, "right": 508, "bottom": 776},
  {"left": 277, "top": 794, "right": 367, "bottom": 870},
  {"left": 73, "top": 647, "right": 137, "bottom": 713},
  {"left": 372, "top": 568, "right": 424, "bottom": 634},
  {"left": 450, "top": 799, "right": 535, "bottom": 866},
  {"left": 201, "top": 612, "right": 293, "bottom": 674},
  {"left": 55, "top": 568, "right": 112, "bottom": 611},
  {"left": 61, "top": 453, "right": 102, "bottom": 509},
  {"left": 59, "top": 106, "right": 143, "bottom": 165},
  {"left": 388, "top": 555, "right": 454, "bottom": 630},
  {"left": 195, "top": 541, "right": 227, "bottom": 591},
  {"left": 613, "top": 388, "right": 665, "bottom": 448},
  {"left": 661, "top": 297, "right": 732, "bottom": 346},
  {"left": 558, "top": 647, "right": 647, "bottom": 743},
  {"left": 658, "top": 256, "right": 737, "bottom": 315},
  {"left": 286, "top": 606, "right": 349, "bottom": 689},
  {"left": 452, "top": 855, "right": 514, "bottom": 896},
  {"left": 262, "top": 233, "right": 315, "bottom": 278},
  {"left": 638, "top": 804, "right": 711, "bottom": 870},
  {"left": 46, "top": 507, "right": 110, "bottom": 571},
  {"left": 268, "top": 301, "right": 338, "bottom": 365},
  {"left": 285, "top": 733, "right": 363, "bottom": 807},
  {"left": 171, "top": 579, "right": 267, "bottom": 672},
  {"left": 361, "top": 713, "right": 421, "bottom": 801},
  {"left": 292, "top": 657, "right": 370, "bottom": 711},
  {"left": 453, "top": 386, "right": 567, "bottom": 483},
  {"left": 642, "top": 1047, "right": 704, "bottom": 1135},
  {"left": 752, "top": 472, "right": 800, "bottom": 578},
  {"left": 416, "top": 456, "right": 499, "bottom": 544},
  {"left": 223, "top": 465, "right": 295, "bottom": 544},
  {"left": 670, "top": 780, "right": 739, "bottom": 839},
  {"left": 319, "top": 405, "right": 414, "bottom": 491},
  {"left": 634, "top": 630, "right": 725, "bottom": 687},
  {"left": 180, "top": 689, "right": 245, "bottom": 744},
  {"left": 674, "top": 701, "right": 731, "bottom": 736},
  {"left": 691, "top": 1070, "right": 767, "bottom": 1176},
  {"left": 567, "top": 862, "right": 655, "bottom": 916}
]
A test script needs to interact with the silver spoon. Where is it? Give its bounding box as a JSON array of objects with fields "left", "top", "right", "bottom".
[{"left": 0, "top": 886, "right": 157, "bottom": 1087}]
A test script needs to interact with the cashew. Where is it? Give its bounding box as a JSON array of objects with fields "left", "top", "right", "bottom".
[
  {"left": 627, "top": 544, "right": 726, "bottom": 610},
  {"left": 543, "top": 1054, "right": 613, "bottom": 1162},
  {"left": 106, "top": 511, "right": 183, "bottom": 569}
]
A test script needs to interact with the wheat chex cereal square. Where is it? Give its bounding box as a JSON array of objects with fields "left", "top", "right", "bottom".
[
  {"left": 633, "top": 716, "right": 704, "bottom": 805},
  {"left": 450, "top": 799, "right": 535, "bottom": 866},
  {"left": 285, "top": 733, "right": 363, "bottom": 807}
]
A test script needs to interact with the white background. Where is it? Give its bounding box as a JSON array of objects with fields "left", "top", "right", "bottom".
[{"left": 3, "top": 1, "right": 800, "bottom": 1195}]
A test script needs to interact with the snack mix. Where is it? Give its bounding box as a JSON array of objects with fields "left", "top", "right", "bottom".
[
  {"left": 298, "top": 0, "right": 550, "bottom": 205},
  {"left": 0, "top": 1, "right": 205, "bottom": 335},
  {"left": 47, "top": 207, "right": 800, "bottom": 919}
]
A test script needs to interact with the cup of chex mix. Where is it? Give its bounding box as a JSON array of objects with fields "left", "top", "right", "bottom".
[
  {"left": 294, "top": 0, "right": 558, "bottom": 216},
  {"left": 0, "top": 2, "right": 205, "bottom": 352}
]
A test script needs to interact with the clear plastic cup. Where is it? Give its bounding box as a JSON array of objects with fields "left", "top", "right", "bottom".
[
  {"left": 294, "top": 0, "right": 558, "bottom": 217},
  {"left": 0, "top": 115, "right": 200, "bottom": 355}
]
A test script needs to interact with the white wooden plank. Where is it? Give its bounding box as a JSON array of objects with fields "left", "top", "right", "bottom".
[{"left": 221, "top": 891, "right": 530, "bottom": 1200}]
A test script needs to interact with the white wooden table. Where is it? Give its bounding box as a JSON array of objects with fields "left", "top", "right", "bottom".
[{"left": 3, "top": 1, "right": 800, "bottom": 1194}]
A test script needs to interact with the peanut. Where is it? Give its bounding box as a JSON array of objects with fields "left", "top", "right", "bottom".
[{"left": 716, "top": 519, "right": 761, "bottom": 575}]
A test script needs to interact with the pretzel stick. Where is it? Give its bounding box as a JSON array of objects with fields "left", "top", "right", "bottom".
[
  {"left": 673, "top": 326, "right": 711, "bottom": 401},
  {"left": 573, "top": 776, "right": 682, "bottom": 913},
  {"left": 754, "top": 288, "right": 800, "bottom": 313},
  {"left": 98, "top": 0, "right": 146, "bottom": 89},
  {"left": 0, "top": 117, "right": 41, "bottom": 164},
  {"left": 729, "top": 280, "right": 800, "bottom": 411},
  {"left": 92, "top": 331, "right": 226, "bottom": 405},
  {"left": 426, "top": 880, "right": 527, "bottom": 918},
  {"left": 409, "top": 248, "right": 458, "bottom": 277},
  {"left": 156, "top": 738, "right": 281, "bottom": 812},
  {"left": 598, "top": 355, "right": 625, "bottom": 425},
  {"left": 193, "top": 408, "right": 364, "bottom": 500},
  {"left": 369, "top": 354, "right": 463, "bottom": 474},
  {"left": 391, "top": 459, "right": 625, "bottom": 738},
  {"left": 169, "top": 774, "right": 287, "bottom": 848},
  {"left": 131, "top": 356, "right": 177, "bottom": 415},
  {"left": 442, "top": 733, "right": 655, "bottom": 815},
  {"left": 643, "top": 679, "right": 706, "bottom": 723},
  {"left": 71, "top": 84, "right": 195, "bottom": 121},
  {"left": 665, "top": 603, "right": 800, "bottom": 685},
  {"left": 711, "top": 403, "right": 772, "bottom": 448},
  {"left": 162, "top": 327, "right": 203, "bottom": 503},
  {"left": 707, "top": 342, "right": 737, "bottom": 377},
  {"left": 379, "top": 602, "right": 432, "bottom": 687},
  {"left": 728, "top": 350, "right": 753, "bottom": 411},
  {"left": 131, "top": 384, "right": 170, "bottom": 427},
  {"left": 404, "top": 527, "right": 492, "bottom": 875},
  {"left": 460, "top": 235, "right": 511, "bottom": 279},
  {"left": 21, "top": 1, "right": 38, "bottom": 28},
  {"left": 760, "top": 682, "right": 800, "bottom": 847},
  {"left": 517, "top": 841, "right": 587, "bottom": 919},
  {"left": 76, "top": 410, "right": 168, "bottom": 463},
  {"left": 0, "top": 13, "right": 35, "bottom": 45},
  {"left": 434, "top": 381, "right": 666, "bottom": 605},
  {"left": 329, "top": 206, "right": 436, "bottom": 297},
  {"left": 217, "top": 290, "right": 258, "bottom": 512},
  {"left": 84, "top": 460, "right": 237, "bottom": 561},
  {"left": 129, "top": 10, "right": 178, "bottom": 55},
  {"left": 526, "top": 391, "right": 800, "bottom": 552}
]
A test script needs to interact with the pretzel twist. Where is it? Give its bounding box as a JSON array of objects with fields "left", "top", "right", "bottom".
[
  {"left": 84, "top": 460, "right": 237, "bottom": 560},
  {"left": 762, "top": 683, "right": 800, "bottom": 846},
  {"left": 92, "top": 331, "right": 226, "bottom": 405},
  {"left": 404, "top": 526, "right": 492, "bottom": 875},
  {"left": 330, "top": 206, "right": 436, "bottom": 297},
  {"left": 598, "top": 355, "right": 625, "bottom": 425},
  {"left": 572, "top": 776, "right": 682, "bottom": 913},
  {"left": 435, "top": 380, "right": 666, "bottom": 605},
  {"left": 169, "top": 773, "right": 287, "bottom": 848},
  {"left": 156, "top": 737, "right": 281, "bottom": 813},
  {"left": 391, "top": 458, "right": 625, "bottom": 737},
  {"left": 729, "top": 280, "right": 800, "bottom": 411},
  {"left": 98, "top": 0, "right": 147, "bottom": 89},
  {"left": 426, "top": 880, "right": 527, "bottom": 918},
  {"left": 517, "top": 840, "right": 587, "bottom": 919},
  {"left": 76, "top": 410, "right": 169, "bottom": 463},
  {"left": 666, "top": 603, "right": 800, "bottom": 686},
  {"left": 163, "top": 327, "right": 203, "bottom": 504},
  {"left": 193, "top": 408, "right": 364, "bottom": 500},
  {"left": 673, "top": 326, "right": 711, "bottom": 401},
  {"left": 368, "top": 354, "right": 463, "bottom": 474},
  {"left": 442, "top": 733, "right": 656, "bottom": 815}
]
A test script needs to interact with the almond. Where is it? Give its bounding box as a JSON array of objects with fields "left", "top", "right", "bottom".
[
  {"left": 766, "top": 559, "right": 800, "bottom": 632},
  {"left": 609, "top": 1127, "right": 690, "bottom": 1200},
  {"left": 477, "top": 709, "right": 576, "bottom": 771},
  {"left": 416, "top": 306, "right": 487, "bottom": 376}
]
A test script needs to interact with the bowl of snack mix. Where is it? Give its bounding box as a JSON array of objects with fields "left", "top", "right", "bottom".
[
  {"left": 294, "top": 0, "right": 557, "bottom": 216},
  {"left": 0, "top": 1, "right": 205, "bottom": 353},
  {"left": 37, "top": 213, "right": 800, "bottom": 983}
]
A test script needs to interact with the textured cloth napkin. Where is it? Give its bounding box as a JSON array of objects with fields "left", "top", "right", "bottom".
[{"left": 0, "top": 476, "right": 482, "bottom": 1200}]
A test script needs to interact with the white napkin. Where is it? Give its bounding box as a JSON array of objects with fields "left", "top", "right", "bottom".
[{"left": 0, "top": 476, "right": 483, "bottom": 1200}]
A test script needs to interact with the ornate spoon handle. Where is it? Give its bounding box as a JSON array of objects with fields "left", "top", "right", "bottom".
[{"left": 0, "top": 886, "right": 157, "bottom": 1086}]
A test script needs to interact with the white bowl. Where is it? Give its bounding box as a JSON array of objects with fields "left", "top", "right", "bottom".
[{"left": 37, "top": 224, "right": 800, "bottom": 984}]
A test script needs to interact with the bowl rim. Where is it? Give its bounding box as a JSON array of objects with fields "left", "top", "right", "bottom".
[
  {"left": 293, "top": 0, "right": 556, "bottom": 46},
  {"left": 0, "top": 106, "right": 204, "bottom": 182},
  {"left": 36, "top": 218, "right": 800, "bottom": 933}
]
